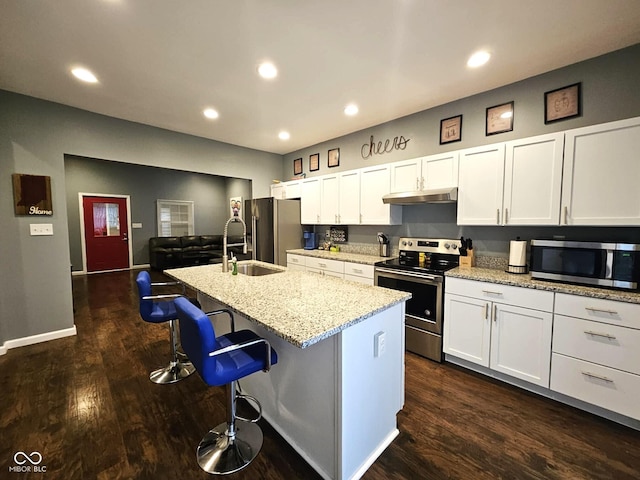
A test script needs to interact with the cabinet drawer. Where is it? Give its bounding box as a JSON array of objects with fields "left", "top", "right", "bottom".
[
  {"left": 555, "top": 293, "right": 640, "bottom": 329},
  {"left": 344, "top": 263, "right": 374, "bottom": 279},
  {"left": 344, "top": 273, "right": 374, "bottom": 285},
  {"left": 445, "top": 277, "right": 554, "bottom": 311},
  {"left": 305, "top": 257, "right": 344, "bottom": 273},
  {"left": 287, "top": 254, "right": 306, "bottom": 267},
  {"left": 553, "top": 315, "right": 640, "bottom": 375},
  {"left": 550, "top": 353, "right": 640, "bottom": 421}
]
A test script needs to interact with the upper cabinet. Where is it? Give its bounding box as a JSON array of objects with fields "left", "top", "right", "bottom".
[
  {"left": 562, "top": 117, "right": 640, "bottom": 226},
  {"left": 504, "top": 133, "right": 564, "bottom": 225},
  {"left": 457, "top": 133, "right": 564, "bottom": 226},
  {"left": 360, "top": 165, "right": 402, "bottom": 225},
  {"left": 271, "top": 180, "right": 301, "bottom": 200},
  {"left": 300, "top": 177, "right": 321, "bottom": 224},
  {"left": 390, "top": 152, "right": 459, "bottom": 193}
]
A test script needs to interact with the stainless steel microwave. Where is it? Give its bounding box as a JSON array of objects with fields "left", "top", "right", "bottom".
[{"left": 530, "top": 240, "right": 640, "bottom": 290}]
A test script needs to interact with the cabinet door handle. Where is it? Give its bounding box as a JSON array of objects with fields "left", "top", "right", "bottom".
[
  {"left": 584, "top": 330, "right": 617, "bottom": 340},
  {"left": 421, "top": 177, "right": 425, "bottom": 190},
  {"left": 483, "top": 303, "right": 489, "bottom": 320},
  {"left": 482, "top": 289, "right": 503, "bottom": 296},
  {"left": 585, "top": 307, "right": 618, "bottom": 315},
  {"left": 493, "top": 304, "right": 497, "bottom": 322},
  {"left": 563, "top": 206, "right": 568, "bottom": 225},
  {"left": 352, "top": 268, "right": 363, "bottom": 274},
  {"left": 497, "top": 209, "right": 500, "bottom": 225},
  {"left": 416, "top": 177, "right": 420, "bottom": 190},
  {"left": 581, "top": 371, "right": 614, "bottom": 383},
  {"left": 317, "top": 214, "right": 320, "bottom": 223},
  {"left": 318, "top": 263, "right": 327, "bottom": 268},
  {"left": 504, "top": 208, "right": 509, "bottom": 224}
]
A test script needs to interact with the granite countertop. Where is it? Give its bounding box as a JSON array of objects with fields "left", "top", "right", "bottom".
[
  {"left": 287, "top": 248, "right": 391, "bottom": 266},
  {"left": 446, "top": 267, "right": 640, "bottom": 304},
  {"left": 166, "top": 261, "right": 411, "bottom": 348}
]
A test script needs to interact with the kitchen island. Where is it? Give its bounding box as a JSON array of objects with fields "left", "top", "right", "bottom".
[{"left": 166, "top": 261, "right": 410, "bottom": 480}]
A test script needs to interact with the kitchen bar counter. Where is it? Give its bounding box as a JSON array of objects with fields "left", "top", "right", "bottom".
[
  {"left": 165, "top": 261, "right": 409, "bottom": 480},
  {"left": 446, "top": 267, "right": 640, "bottom": 304},
  {"left": 166, "top": 261, "right": 409, "bottom": 348},
  {"left": 286, "top": 248, "right": 390, "bottom": 266}
]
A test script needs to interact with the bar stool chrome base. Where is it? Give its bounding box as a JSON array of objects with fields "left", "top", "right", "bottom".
[
  {"left": 149, "top": 360, "right": 196, "bottom": 384},
  {"left": 196, "top": 420, "right": 263, "bottom": 474}
]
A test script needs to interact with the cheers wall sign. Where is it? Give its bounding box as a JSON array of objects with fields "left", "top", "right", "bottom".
[
  {"left": 361, "top": 134, "right": 410, "bottom": 159},
  {"left": 12, "top": 174, "right": 53, "bottom": 216}
]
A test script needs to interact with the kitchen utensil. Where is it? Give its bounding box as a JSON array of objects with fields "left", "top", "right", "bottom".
[{"left": 459, "top": 236, "right": 467, "bottom": 256}]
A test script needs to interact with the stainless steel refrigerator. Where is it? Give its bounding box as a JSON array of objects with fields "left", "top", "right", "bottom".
[{"left": 245, "top": 198, "right": 302, "bottom": 266}]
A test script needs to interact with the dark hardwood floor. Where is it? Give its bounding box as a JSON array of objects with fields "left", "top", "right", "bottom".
[{"left": 1, "top": 269, "right": 639, "bottom": 479}]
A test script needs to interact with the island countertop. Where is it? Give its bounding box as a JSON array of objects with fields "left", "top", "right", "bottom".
[{"left": 165, "top": 261, "right": 411, "bottom": 348}]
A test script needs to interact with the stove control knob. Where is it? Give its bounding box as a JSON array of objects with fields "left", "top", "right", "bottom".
[
  {"left": 444, "top": 243, "right": 451, "bottom": 249},
  {"left": 402, "top": 241, "right": 407, "bottom": 246},
  {"left": 451, "top": 244, "right": 458, "bottom": 250},
  {"left": 408, "top": 241, "right": 413, "bottom": 247}
]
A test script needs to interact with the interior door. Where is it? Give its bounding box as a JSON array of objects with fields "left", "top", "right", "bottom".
[{"left": 83, "top": 195, "right": 130, "bottom": 272}]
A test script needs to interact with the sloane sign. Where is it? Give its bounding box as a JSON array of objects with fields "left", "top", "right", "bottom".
[{"left": 361, "top": 134, "right": 410, "bottom": 159}]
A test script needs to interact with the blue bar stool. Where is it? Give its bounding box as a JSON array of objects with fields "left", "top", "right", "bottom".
[
  {"left": 174, "top": 296, "right": 278, "bottom": 475},
  {"left": 135, "top": 271, "right": 203, "bottom": 384}
]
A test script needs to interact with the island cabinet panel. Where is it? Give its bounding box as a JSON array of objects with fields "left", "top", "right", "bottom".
[
  {"left": 197, "top": 296, "right": 405, "bottom": 480},
  {"left": 562, "top": 116, "right": 640, "bottom": 225}
]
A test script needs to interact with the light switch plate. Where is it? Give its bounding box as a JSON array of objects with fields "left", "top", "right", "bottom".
[
  {"left": 132, "top": 222, "right": 143, "bottom": 229},
  {"left": 30, "top": 223, "right": 53, "bottom": 236}
]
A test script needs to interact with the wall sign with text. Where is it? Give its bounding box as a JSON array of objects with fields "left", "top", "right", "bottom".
[
  {"left": 12, "top": 174, "right": 53, "bottom": 215},
  {"left": 361, "top": 134, "right": 410, "bottom": 159}
]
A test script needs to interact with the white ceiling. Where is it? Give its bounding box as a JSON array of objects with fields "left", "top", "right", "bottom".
[{"left": 2, "top": 1, "right": 640, "bottom": 155}]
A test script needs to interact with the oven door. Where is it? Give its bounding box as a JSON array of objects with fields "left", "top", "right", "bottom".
[{"left": 374, "top": 267, "right": 443, "bottom": 335}]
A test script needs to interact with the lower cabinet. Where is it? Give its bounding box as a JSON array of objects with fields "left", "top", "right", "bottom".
[
  {"left": 550, "top": 293, "right": 640, "bottom": 421},
  {"left": 286, "top": 253, "right": 374, "bottom": 285},
  {"left": 444, "top": 277, "right": 553, "bottom": 388}
]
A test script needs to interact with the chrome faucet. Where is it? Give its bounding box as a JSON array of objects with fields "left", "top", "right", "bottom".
[{"left": 222, "top": 215, "right": 248, "bottom": 272}]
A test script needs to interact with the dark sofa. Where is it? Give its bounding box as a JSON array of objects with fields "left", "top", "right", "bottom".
[{"left": 149, "top": 235, "right": 250, "bottom": 270}]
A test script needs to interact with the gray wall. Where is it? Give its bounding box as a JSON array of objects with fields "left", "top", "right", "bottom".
[
  {"left": 284, "top": 44, "right": 640, "bottom": 257},
  {"left": 65, "top": 155, "right": 253, "bottom": 271},
  {"left": 0, "top": 90, "right": 282, "bottom": 346}
]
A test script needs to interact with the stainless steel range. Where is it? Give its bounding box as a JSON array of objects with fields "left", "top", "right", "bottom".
[{"left": 374, "top": 237, "right": 462, "bottom": 362}]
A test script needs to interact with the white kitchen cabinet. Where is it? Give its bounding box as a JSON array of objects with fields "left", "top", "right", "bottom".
[
  {"left": 550, "top": 292, "right": 640, "bottom": 420},
  {"left": 444, "top": 277, "right": 554, "bottom": 387},
  {"left": 284, "top": 181, "right": 301, "bottom": 199},
  {"left": 503, "top": 133, "right": 564, "bottom": 225},
  {"left": 271, "top": 183, "right": 285, "bottom": 199},
  {"left": 305, "top": 257, "right": 344, "bottom": 278},
  {"left": 390, "top": 152, "right": 459, "bottom": 193},
  {"left": 458, "top": 133, "right": 564, "bottom": 226},
  {"left": 320, "top": 175, "right": 340, "bottom": 224},
  {"left": 286, "top": 253, "right": 307, "bottom": 272},
  {"left": 300, "top": 177, "right": 321, "bottom": 224},
  {"left": 562, "top": 116, "right": 640, "bottom": 225},
  {"left": 360, "top": 164, "right": 402, "bottom": 225},
  {"left": 343, "top": 262, "right": 375, "bottom": 285},
  {"left": 457, "top": 143, "right": 505, "bottom": 225},
  {"left": 338, "top": 170, "right": 361, "bottom": 224}
]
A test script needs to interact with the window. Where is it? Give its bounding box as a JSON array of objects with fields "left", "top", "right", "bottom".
[{"left": 157, "top": 200, "right": 194, "bottom": 236}]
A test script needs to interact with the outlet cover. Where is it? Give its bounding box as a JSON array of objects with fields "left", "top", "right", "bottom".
[{"left": 30, "top": 223, "right": 53, "bottom": 236}]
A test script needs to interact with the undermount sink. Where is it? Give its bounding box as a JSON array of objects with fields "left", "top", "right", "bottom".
[{"left": 236, "top": 264, "right": 283, "bottom": 276}]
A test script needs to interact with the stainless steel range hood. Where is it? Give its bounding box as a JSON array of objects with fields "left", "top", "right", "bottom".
[{"left": 382, "top": 187, "right": 458, "bottom": 205}]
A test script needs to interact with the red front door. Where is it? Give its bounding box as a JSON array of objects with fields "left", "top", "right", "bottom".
[{"left": 83, "top": 196, "right": 130, "bottom": 272}]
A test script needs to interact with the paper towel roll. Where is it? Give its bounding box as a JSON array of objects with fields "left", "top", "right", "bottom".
[{"left": 508, "top": 240, "right": 528, "bottom": 273}]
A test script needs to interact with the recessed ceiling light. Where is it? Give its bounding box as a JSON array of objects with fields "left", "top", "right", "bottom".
[
  {"left": 258, "top": 62, "right": 278, "bottom": 79},
  {"left": 71, "top": 67, "right": 98, "bottom": 83},
  {"left": 344, "top": 104, "right": 359, "bottom": 116},
  {"left": 467, "top": 50, "right": 491, "bottom": 68},
  {"left": 278, "top": 131, "right": 290, "bottom": 140},
  {"left": 203, "top": 108, "right": 219, "bottom": 119}
]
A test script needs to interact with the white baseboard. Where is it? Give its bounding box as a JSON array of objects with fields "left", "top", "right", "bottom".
[{"left": 0, "top": 326, "right": 77, "bottom": 354}]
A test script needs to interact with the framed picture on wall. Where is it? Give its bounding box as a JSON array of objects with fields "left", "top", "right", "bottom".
[
  {"left": 309, "top": 153, "right": 320, "bottom": 172},
  {"left": 440, "top": 114, "right": 462, "bottom": 144},
  {"left": 545, "top": 83, "right": 581, "bottom": 123},
  {"left": 12, "top": 173, "right": 53, "bottom": 215},
  {"left": 328, "top": 148, "right": 340, "bottom": 168},
  {"left": 486, "top": 101, "right": 514, "bottom": 135},
  {"left": 293, "top": 157, "right": 303, "bottom": 175}
]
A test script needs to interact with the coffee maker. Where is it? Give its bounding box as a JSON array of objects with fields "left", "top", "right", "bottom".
[{"left": 303, "top": 231, "right": 317, "bottom": 250}]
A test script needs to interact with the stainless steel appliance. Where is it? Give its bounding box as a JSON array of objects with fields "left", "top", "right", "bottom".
[
  {"left": 375, "top": 237, "right": 462, "bottom": 362},
  {"left": 530, "top": 239, "right": 640, "bottom": 290},
  {"left": 245, "top": 198, "right": 302, "bottom": 266}
]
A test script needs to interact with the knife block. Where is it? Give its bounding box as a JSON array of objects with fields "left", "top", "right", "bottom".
[{"left": 459, "top": 250, "right": 475, "bottom": 268}]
